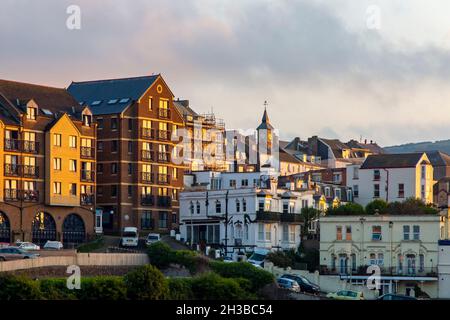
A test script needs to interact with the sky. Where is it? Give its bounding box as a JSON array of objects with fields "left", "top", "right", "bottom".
[{"left": 2, "top": 0, "right": 450, "bottom": 147}]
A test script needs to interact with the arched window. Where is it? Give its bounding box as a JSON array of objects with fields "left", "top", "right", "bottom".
[
  {"left": 32, "top": 212, "right": 56, "bottom": 246},
  {"left": 63, "top": 214, "right": 86, "bottom": 247}
]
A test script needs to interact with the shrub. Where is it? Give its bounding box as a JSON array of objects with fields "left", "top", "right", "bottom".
[
  {"left": 167, "top": 277, "right": 194, "bottom": 300},
  {"left": 76, "top": 277, "right": 127, "bottom": 300},
  {"left": 365, "top": 199, "right": 388, "bottom": 215},
  {"left": 326, "top": 203, "right": 365, "bottom": 216},
  {"left": 0, "top": 275, "right": 42, "bottom": 300},
  {"left": 190, "top": 273, "right": 254, "bottom": 300},
  {"left": 209, "top": 261, "right": 274, "bottom": 292},
  {"left": 387, "top": 198, "right": 438, "bottom": 215},
  {"left": 124, "top": 265, "right": 169, "bottom": 300},
  {"left": 77, "top": 236, "right": 104, "bottom": 253},
  {"left": 266, "top": 251, "right": 293, "bottom": 268},
  {"left": 147, "top": 242, "right": 174, "bottom": 269},
  {"left": 39, "top": 278, "right": 77, "bottom": 300}
]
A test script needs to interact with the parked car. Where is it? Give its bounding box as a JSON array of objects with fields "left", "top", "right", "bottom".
[
  {"left": 248, "top": 248, "right": 269, "bottom": 268},
  {"left": 281, "top": 274, "right": 320, "bottom": 294},
  {"left": 377, "top": 293, "right": 417, "bottom": 300},
  {"left": 121, "top": 227, "right": 139, "bottom": 247},
  {"left": 0, "top": 243, "right": 9, "bottom": 248},
  {"left": 0, "top": 247, "right": 40, "bottom": 261},
  {"left": 43, "top": 241, "right": 64, "bottom": 250},
  {"left": 277, "top": 277, "right": 301, "bottom": 293},
  {"left": 145, "top": 233, "right": 161, "bottom": 246},
  {"left": 326, "top": 290, "right": 364, "bottom": 300},
  {"left": 18, "top": 242, "right": 40, "bottom": 251}
]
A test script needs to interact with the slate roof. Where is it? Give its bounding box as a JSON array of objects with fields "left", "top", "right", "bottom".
[
  {"left": 425, "top": 151, "right": 450, "bottom": 167},
  {"left": 173, "top": 100, "right": 199, "bottom": 118},
  {"left": 0, "top": 79, "right": 82, "bottom": 118},
  {"left": 256, "top": 108, "right": 274, "bottom": 130},
  {"left": 360, "top": 153, "right": 425, "bottom": 169},
  {"left": 67, "top": 75, "right": 159, "bottom": 115}
]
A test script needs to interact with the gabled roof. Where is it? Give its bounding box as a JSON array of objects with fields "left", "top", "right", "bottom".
[
  {"left": 319, "top": 138, "right": 351, "bottom": 158},
  {"left": 67, "top": 75, "right": 160, "bottom": 115},
  {"left": 425, "top": 151, "right": 450, "bottom": 167},
  {"left": 0, "top": 79, "right": 82, "bottom": 118},
  {"left": 173, "top": 100, "right": 199, "bottom": 118},
  {"left": 360, "top": 153, "right": 425, "bottom": 169}
]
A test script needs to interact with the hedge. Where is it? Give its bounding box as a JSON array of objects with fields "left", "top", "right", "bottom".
[
  {"left": 0, "top": 275, "right": 42, "bottom": 300},
  {"left": 124, "top": 265, "right": 169, "bottom": 300}
]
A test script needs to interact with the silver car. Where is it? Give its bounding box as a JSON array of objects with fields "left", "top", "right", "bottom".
[{"left": 0, "top": 247, "right": 40, "bottom": 261}]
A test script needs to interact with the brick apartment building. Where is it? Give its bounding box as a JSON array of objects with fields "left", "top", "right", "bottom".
[
  {"left": 0, "top": 79, "right": 96, "bottom": 246},
  {"left": 68, "top": 75, "right": 186, "bottom": 234}
]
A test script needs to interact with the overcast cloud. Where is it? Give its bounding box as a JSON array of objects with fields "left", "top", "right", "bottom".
[{"left": 2, "top": 0, "right": 450, "bottom": 146}]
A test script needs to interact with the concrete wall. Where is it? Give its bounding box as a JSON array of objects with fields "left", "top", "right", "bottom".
[{"left": 0, "top": 253, "right": 149, "bottom": 272}]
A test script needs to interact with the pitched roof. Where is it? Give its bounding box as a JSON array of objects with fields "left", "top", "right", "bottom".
[
  {"left": 0, "top": 79, "right": 82, "bottom": 117},
  {"left": 256, "top": 108, "right": 274, "bottom": 130},
  {"left": 360, "top": 153, "right": 425, "bottom": 169},
  {"left": 425, "top": 151, "right": 450, "bottom": 167},
  {"left": 319, "top": 138, "right": 351, "bottom": 158},
  {"left": 67, "top": 75, "right": 159, "bottom": 115},
  {"left": 173, "top": 100, "right": 199, "bottom": 118},
  {"left": 346, "top": 139, "right": 385, "bottom": 154}
]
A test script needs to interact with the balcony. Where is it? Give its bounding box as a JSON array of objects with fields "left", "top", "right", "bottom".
[
  {"left": 81, "top": 170, "right": 95, "bottom": 182},
  {"left": 4, "top": 189, "right": 39, "bottom": 202},
  {"left": 4, "top": 139, "right": 39, "bottom": 153},
  {"left": 81, "top": 193, "right": 94, "bottom": 205},
  {"left": 157, "top": 196, "right": 171, "bottom": 207},
  {"left": 157, "top": 152, "right": 170, "bottom": 163},
  {"left": 141, "top": 195, "right": 154, "bottom": 206},
  {"left": 4, "top": 139, "right": 19, "bottom": 151},
  {"left": 23, "top": 165, "right": 39, "bottom": 178},
  {"left": 4, "top": 164, "right": 19, "bottom": 176},
  {"left": 158, "top": 108, "right": 170, "bottom": 119},
  {"left": 157, "top": 130, "right": 171, "bottom": 141},
  {"left": 80, "top": 147, "right": 95, "bottom": 159},
  {"left": 256, "top": 211, "right": 303, "bottom": 223},
  {"left": 157, "top": 173, "right": 170, "bottom": 185},
  {"left": 141, "top": 150, "right": 154, "bottom": 162},
  {"left": 141, "top": 172, "right": 154, "bottom": 184},
  {"left": 320, "top": 265, "right": 438, "bottom": 278},
  {"left": 141, "top": 128, "right": 155, "bottom": 140},
  {"left": 22, "top": 140, "right": 39, "bottom": 153}
]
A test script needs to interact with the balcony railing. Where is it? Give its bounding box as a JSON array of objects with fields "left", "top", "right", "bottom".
[
  {"left": 141, "top": 150, "right": 154, "bottom": 161},
  {"left": 141, "top": 172, "right": 154, "bottom": 184},
  {"left": 320, "top": 265, "right": 438, "bottom": 278},
  {"left": 23, "top": 165, "right": 39, "bottom": 178},
  {"left": 81, "top": 193, "right": 94, "bottom": 205},
  {"left": 158, "top": 108, "right": 170, "bottom": 119},
  {"left": 81, "top": 170, "right": 95, "bottom": 182},
  {"left": 4, "top": 164, "right": 19, "bottom": 176},
  {"left": 141, "top": 128, "right": 155, "bottom": 139},
  {"left": 157, "top": 130, "right": 171, "bottom": 141},
  {"left": 4, "top": 139, "right": 39, "bottom": 153},
  {"left": 157, "top": 196, "right": 171, "bottom": 207},
  {"left": 157, "top": 152, "right": 170, "bottom": 163},
  {"left": 141, "top": 195, "right": 154, "bottom": 206},
  {"left": 256, "top": 211, "right": 303, "bottom": 223},
  {"left": 157, "top": 173, "right": 170, "bottom": 184},
  {"left": 80, "top": 147, "right": 95, "bottom": 159},
  {"left": 4, "top": 189, "right": 39, "bottom": 202}
]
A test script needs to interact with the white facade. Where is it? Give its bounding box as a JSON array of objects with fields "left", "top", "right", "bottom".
[
  {"left": 180, "top": 171, "right": 314, "bottom": 256},
  {"left": 319, "top": 214, "right": 446, "bottom": 298},
  {"left": 346, "top": 153, "right": 434, "bottom": 207}
]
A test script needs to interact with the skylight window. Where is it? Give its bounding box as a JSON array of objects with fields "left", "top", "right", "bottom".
[
  {"left": 41, "top": 109, "right": 53, "bottom": 116},
  {"left": 91, "top": 101, "right": 102, "bottom": 106},
  {"left": 119, "top": 98, "right": 130, "bottom": 103},
  {"left": 108, "top": 99, "right": 118, "bottom": 104}
]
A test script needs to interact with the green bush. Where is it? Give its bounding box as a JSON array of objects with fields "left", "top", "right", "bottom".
[
  {"left": 365, "top": 199, "right": 388, "bottom": 215},
  {"left": 190, "top": 273, "right": 254, "bottom": 300},
  {"left": 387, "top": 198, "right": 438, "bottom": 215},
  {"left": 0, "top": 275, "right": 42, "bottom": 300},
  {"left": 77, "top": 277, "right": 127, "bottom": 300},
  {"left": 124, "top": 265, "right": 169, "bottom": 300},
  {"left": 77, "top": 236, "right": 104, "bottom": 253},
  {"left": 39, "top": 278, "right": 77, "bottom": 300},
  {"left": 209, "top": 261, "right": 274, "bottom": 292},
  {"left": 147, "top": 242, "right": 174, "bottom": 269},
  {"left": 167, "top": 277, "right": 194, "bottom": 300},
  {"left": 326, "top": 203, "right": 365, "bottom": 216},
  {"left": 266, "top": 251, "right": 294, "bottom": 268}
]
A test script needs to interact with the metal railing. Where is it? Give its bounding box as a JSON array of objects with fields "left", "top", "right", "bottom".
[
  {"left": 80, "top": 147, "right": 95, "bottom": 159},
  {"left": 80, "top": 194, "right": 94, "bottom": 205},
  {"left": 4, "top": 139, "right": 39, "bottom": 153},
  {"left": 256, "top": 211, "right": 303, "bottom": 223},
  {"left": 4, "top": 189, "right": 39, "bottom": 202},
  {"left": 141, "top": 195, "right": 154, "bottom": 206},
  {"left": 4, "top": 164, "right": 19, "bottom": 176},
  {"left": 81, "top": 170, "right": 95, "bottom": 182},
  {"left": 157, "top": 152, "right": 170, "bottom": 163},
  {"left": 320, "top": 265, "right": 438, "bottom": 277},
  {"left": 157, "top": 196, "right": 171, "bottom": 207},
  {"left": 23, "top": 165, "right": 39, "bottom": 177},
  {"left": 141, "top": 150, "right": 154, "bottom": 161}
]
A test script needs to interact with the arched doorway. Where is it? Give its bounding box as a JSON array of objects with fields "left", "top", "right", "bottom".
[
  {"left": 32, "top": 212, "right": 56, "bottom": 246},
  {"left": 62, "top": 214, "right": 85, "bottom": 247},
  {"left": 0, "top": 212, "right": 10, "bottom": 243}
]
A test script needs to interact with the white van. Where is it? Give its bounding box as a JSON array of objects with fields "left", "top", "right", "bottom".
[
  {"left": 121, "top": 227, "right": 139, "bottom": 247},
  {"left": 248, "top": 248, "right": 270, "bottom": 268}
]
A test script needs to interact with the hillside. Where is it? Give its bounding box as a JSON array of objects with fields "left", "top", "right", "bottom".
[{"left": 384, "top": 139, "right": 450, "bottom": 154}]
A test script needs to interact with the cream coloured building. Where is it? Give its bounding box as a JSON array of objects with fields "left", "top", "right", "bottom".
[{"left": 319, "top": 213, "right": 448, "bottom": 298}]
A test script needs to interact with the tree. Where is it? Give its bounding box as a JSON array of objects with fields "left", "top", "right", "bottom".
[
  {"left": 124, "top": 265, "right": 169, "bottom": 300},
  {"left": 300, "top": 207, "right": 320, "bottom": 237},
  {"left": 326, "top": 203, "right": 365, "bottom": 216},
  {"left": 365, "top": 199, "right": 388, "bottom": 215}
]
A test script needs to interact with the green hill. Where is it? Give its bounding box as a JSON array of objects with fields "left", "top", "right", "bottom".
[{"left": 384, "top": 139, "right": 450, "bottom": 154}]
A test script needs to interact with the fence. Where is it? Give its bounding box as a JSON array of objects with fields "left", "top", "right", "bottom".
[{"left": 0, "top": 253, "right": 149, "bottom": 272}]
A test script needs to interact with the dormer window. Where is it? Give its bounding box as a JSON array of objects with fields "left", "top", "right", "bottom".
[
  {"left": 83, "top": 114, "right": 92, "bottom": 126},
  {"left": 26, "top": 106, "right": 37, "bottom": 120}
]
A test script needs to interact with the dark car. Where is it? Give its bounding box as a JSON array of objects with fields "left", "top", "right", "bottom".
[
  {"left": 0, "top": 247, "right": 40, "bottom": 261},
  {"left": 377, "top": 293, "right": 417, "bottom": 301},
  {"left": 281, "top": 274, "right": 320, "bottom": 294}
]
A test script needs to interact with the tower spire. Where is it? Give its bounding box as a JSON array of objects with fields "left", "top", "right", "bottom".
[{"left": 257, "top": 101, "right": 273, "bottom": 130}]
